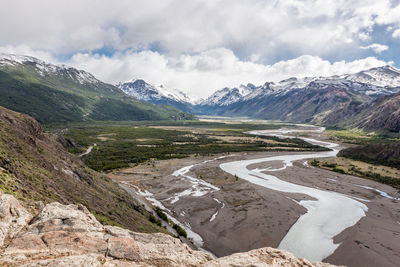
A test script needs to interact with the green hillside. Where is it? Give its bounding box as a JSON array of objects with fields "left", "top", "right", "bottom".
[
  {"left": 0, "top": 56, "right": 193, "bottom": 124},
  {"left": 0, "top": 105, "right": 167, "bottom": 233}
]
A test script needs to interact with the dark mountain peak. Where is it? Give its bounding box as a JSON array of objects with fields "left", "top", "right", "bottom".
[
  {"left": 372, "top": 64, "right": 399, "bottom": 72},
  {"left": 263, "top": 81, "right": 275, "bottom": 88},
  {"left": 279, "top": 77, "right": 297, "bottom": 83},
  {"left": 246, "top": 83, "right": 256, "bottom": 89},
  {"left": 127, "top": 79, "right": 147, "bottom": 87}
]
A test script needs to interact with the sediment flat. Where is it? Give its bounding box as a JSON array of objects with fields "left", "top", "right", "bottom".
[{"left": 108, "top": 132, "right": 400, "bottom": 267}]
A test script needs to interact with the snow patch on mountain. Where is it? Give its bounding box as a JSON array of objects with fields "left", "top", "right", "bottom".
[
  {"left": 344, "top": 65, "right": 400, "bottom": 88},
  {"left": 0, "top": 53, "right": 98, "bottom": 85},
  {"left": 200, "top": 84, "right": 257, "bottom": 106},
  {"left": 199, "top": 65, "right": 400, "bottom": 107},
  {"left": 118, "top": 79, "right": 195, "bottom": 104}
]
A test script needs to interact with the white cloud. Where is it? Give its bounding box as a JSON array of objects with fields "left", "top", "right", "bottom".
[
  {"left": 66, "top": 48, "right": 389, "bottom": 99},
  {"left": 360, "top": 43, "right": 389, "bottom": 54},
  {"left": 0, "top": 45, "right": 57, "bottom": 63},
  {"left": 0, "top": 0, "right": 398, "bottom": 61},
  {"left": 392, "top": 28, "right": 400, "bottom": 38},
  {"left": 0, "top": 44, "right": 389, "bottom": 99},
  {"left": 0, "top": 1, "right": 396, "bottom": 100},
  {"left": 358, "top": 32, "right": 371, "bottom": 41}
]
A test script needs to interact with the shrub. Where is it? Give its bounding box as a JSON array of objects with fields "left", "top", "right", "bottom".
[
  {"left": 154, "top": 207, "right": 168, "bottom": 222},
  {"left": 149, "top": 214, "right": 162, "bottom": 227},
  {"left": 173, "top": 224, "right": 187, "bottom": 238},
  {"left": 332, "top": 167, "right": 345, "bottom": 174}
]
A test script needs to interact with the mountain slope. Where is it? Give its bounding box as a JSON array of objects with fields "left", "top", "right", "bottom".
[
  {"left": 338, "top": 142, "right": 400, "bottom": 170},
  {"left": 199, "top": 84, "right": 257, "bottom": 107},
  {"left": 196, "top": 66, "right": 400, "bottom": 124},
  {"left": 356, "top": 93, "right": 400, "bottom": 132},
  {"left": 323, "top": 92, "right": 400, "bottom": 133},
  {"left": 118, "top": 79, "right": 194, "bottom": 113},
  {"left": 0, "top": 54, "right": 193, "bottom": 124},
  {"left": 199, "top": 80, "right": 372, "bottom": 123},
  {"left": 0, "top": 106, "right": 166, "bottom": 233},
  {"left": 344, "top": 65, "right": 400, "bottom": 88}
]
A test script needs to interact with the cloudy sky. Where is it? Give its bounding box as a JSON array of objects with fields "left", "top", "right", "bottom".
[{"left": 1, "top": 0, "right": 400, "bottom": 98}]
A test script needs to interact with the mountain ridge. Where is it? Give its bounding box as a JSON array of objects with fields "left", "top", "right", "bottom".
[
  {"left": 116, "top": 65, "right": 400, "bottom": 133},
  {"left": 199, "top": 65, "right": 400, "bottom": 108},
  {"left": 118, "top": 79, "right": 194, "bottom": 113},
  {"left": 117, "top": 65, "right": 400, "bottom": 113},
  {"left": 0, "top": 53, "right": 193, "bottom": 124}
]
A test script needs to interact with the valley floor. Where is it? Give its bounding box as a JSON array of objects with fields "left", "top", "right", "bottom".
[{"left": 108, "top": 128, "right": 400, "bottom": 267}]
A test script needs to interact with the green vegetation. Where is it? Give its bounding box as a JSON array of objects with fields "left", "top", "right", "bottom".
[
  {"left": 155, "top": 207, "right": 169, "bottom": 222},
  {"left": 311, "top": 159, "right": 400, "bottom": 189},
  {"left": 149, "top": 214, "right": 162, "bottom": 227},
  {"left": 173, "top": 224, "right": 187, "bottom": 238},
  {"left": 52, "top": 120, "right": 329, "bottom": 172},
  {"left": 327, "top": 129, "right": 399, "bottom": 145},
  {"left": 347, "top": 166, "right": 400, "bottom": 188},
  {"left": 91, "top": 211, "right": 124, "bottom": 228},
  {"left": 0, "top": 64, "right": 193, "bottom": 124},
  {"left": 338, "top": 143, "right": 400, "bottom": 170},
  {"left": 0, "top": 106, "right": 168, "bottom": 234},
  {"left": 312, "top": 130, "right": 400, "bottom": 188},
  {"left": 326, "top": 130, "right": 400, "bottom": 183}
]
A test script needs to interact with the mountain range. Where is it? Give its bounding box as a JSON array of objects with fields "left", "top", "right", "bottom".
[
  {"left": 121, "top": 65, "right": 400, "bottom": 133},
  {"left": 1, "top": 53, "right": 399, "bottom": 133},
  {"left": 0, "top": 54, "right": 193, "bottom": 124}
]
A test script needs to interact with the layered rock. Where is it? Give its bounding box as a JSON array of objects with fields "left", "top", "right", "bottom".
[{"left": 0, "top": 193, "right": 341, "bottom": 267}]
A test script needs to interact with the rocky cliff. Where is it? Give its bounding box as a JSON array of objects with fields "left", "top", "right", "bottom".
[{"left": 0, "top": 193, "right": 340, "bottom": 267}]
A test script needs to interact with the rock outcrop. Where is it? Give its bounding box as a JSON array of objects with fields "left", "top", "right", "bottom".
[
  {"left": 0, "top": 106, "right": 166, "bottom": 234},
  {"left": 0, "top": 193, "right": 341, "bottom": 267},
  {"left": 0, "top": 194, "right": 32, "bottom": 248}
]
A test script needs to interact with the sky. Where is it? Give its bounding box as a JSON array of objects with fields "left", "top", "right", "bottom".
[{"left": 1, "top": 0, "right": 400, "bottom": 99}]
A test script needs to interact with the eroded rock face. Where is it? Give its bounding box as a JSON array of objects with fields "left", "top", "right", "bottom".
[
  {"left": 0, "top": 193, "right": 32, "bottom": 247},
  {"left": 0, "top": 193, "right": 341, "bottom": 267}
]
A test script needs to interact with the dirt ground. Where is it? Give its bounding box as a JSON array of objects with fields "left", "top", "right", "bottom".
[{"left": 108, "top": 133, "right": 400, "bottom": 267}]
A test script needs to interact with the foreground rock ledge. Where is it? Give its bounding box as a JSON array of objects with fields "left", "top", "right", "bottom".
[{"left": 0, "top": 193, "right": 340, "bottom": 267}]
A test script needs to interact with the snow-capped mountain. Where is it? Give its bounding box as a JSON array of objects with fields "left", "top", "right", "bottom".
[
  {"left": 199, "top": 84, "right": 257, "bottom": 106},
  {"left": 118, "top": 79, "right": 195, "bottom": 112},
  {"left": 195, "top": 65, "right": 400, "bottom": 124},
  {"left": 199, "top": 65, "right": 400, "bottom": 107},
  {"left": 344, "top": 65, "right": 400, "bottom": 88},
  {"left": 0, "top": 53, "right": 193, "bottom": 124},
  {"left": 116, "top": 65, "right": 400, "bottom": 125},
  {"left": 118, "top": 79, "right": 192, "bottom": 103},
  {"left": 0, "top": 53, "right": 99, "bottom": 85}
]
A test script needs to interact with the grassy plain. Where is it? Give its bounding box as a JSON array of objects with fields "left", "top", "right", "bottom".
[
  {"left": 49, "top": 120, "right": 329, "bottom": 172},
  {"left": 327, "top": 129, "right": 399, "bottom": 145}
]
